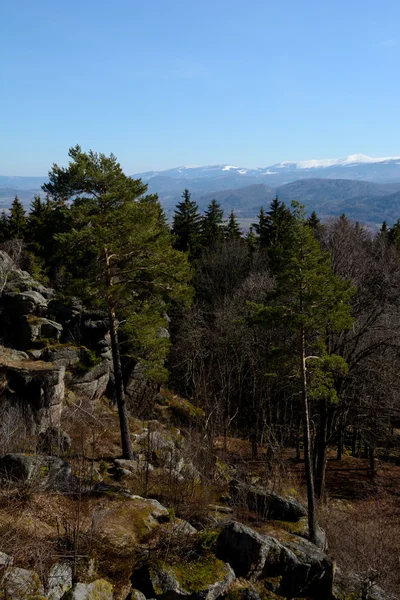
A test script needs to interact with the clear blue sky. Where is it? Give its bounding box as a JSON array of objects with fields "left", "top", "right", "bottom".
[{"left": 1, "top": 0, "right": 399, "bottom": 175}]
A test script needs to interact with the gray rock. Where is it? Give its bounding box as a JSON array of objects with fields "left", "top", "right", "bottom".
[
  {"left": 2, "top": 290, "right": 48, "bottom": 316},
  {"left": 132, "top": 559, "right": 235, "bottom": 600},
  {"left": 114, "top": 458, "right": 154, "bottom": 474},
  {"left": 129, "top": 590, "right": 147, "bottom": 600},
  {"left": 230, "top": 481, "right": 307, "bottom": 522},
  {"left": 48, "top": 563, "right": 73, "bottom": 600},
  {"left": 156, "top": 327, "right": 170, "bottom": 339},
  {"left": 67, "top": 359, "right": 110, "bottom": 401},
  {"left": 170, "top": 518, "right": 197, "bottom": 535},
  {"left": 0, "top": 453, "right": 73, "bottom": 491},
  {"left": 62, "top": 579, "right": 113, "bottom": 600},
  {"left": 40, "top": 318, "right": 63, "bottom": 340},
  {"left": 0, "top": 550, "right": 13, "bottom": 566},
  {"left": 0, "top": 362, "right": 65, "bottom": 433},
  {"left": 3, "top": 566, "right": 44, "bottom": 599},
  {"left": 216, "top": 521, "right": 334, "bottom": 599},
  {"left": 129, "top": 496, "right": 170, "bottom": 522},
  {"left": 41, "top": 345, "right": 84, "bottom": 367},
  {"left": 5, "top": 267, "right": 54, "bottom": 298}
]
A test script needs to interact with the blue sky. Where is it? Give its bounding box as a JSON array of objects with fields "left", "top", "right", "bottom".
[{"left": 1, "top": 0, "right": 399, "bottom": 175}]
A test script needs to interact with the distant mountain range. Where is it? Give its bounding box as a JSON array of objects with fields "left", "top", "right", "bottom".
[{"left": 2, "top": 154, "right": 400, "bottom": 227}]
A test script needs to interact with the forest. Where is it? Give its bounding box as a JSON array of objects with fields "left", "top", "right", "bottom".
[{"left": 0, "top": 147, "right": 399, "bottom": 600}]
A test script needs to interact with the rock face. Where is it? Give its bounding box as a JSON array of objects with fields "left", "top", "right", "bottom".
[
  {"left": 0, "top": 453, "right": 73, "bottom": 491},
  {"left": 216, "top": 521, "right": 334, "bottom": 600},
  {"left": 0, "top": 360, "right": 65, "bottom": 433},
  {"left": 66, "top": 359, "right": 110, "bottom": 401},
  {"left": 131, "top": 557, "right": 235, "bottom": 600},
  {"left": 230, "top": 481, "right": 307, "bottom": 522}
]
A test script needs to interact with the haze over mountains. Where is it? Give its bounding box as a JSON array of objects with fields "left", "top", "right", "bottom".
[{"left": 2, "top": 154, "right": 400, "bottom": 227}]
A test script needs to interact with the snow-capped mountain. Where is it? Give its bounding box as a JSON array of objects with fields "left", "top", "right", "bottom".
[
  {"left": 135, "top": 154, "right": 400, "bottom": 182},
  {"left": 2, "top": 154, "right": 400, "bottom": 226}
]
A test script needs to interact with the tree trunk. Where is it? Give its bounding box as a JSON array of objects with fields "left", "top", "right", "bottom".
[
  {"left": 337, "top": 423, "right": 343, "bottom": 461},
  {"left": 315, "top": 397, "right": 328, "bottom": 500},
  {"left": 300, "top": 328, "right": 318, "bottom": 544},
  {"left": 109, "top": 307, "right": 134, "bottom": 459},
  {"left": 369, "top": 443, "right": 376, "bottom": 477}
]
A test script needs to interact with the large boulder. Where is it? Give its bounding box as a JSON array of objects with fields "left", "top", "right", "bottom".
[
  {"left": 230, "top": 481, "right": 307, "bottom": 522},
  {"left": 0, "top": 453, "right": 73, "bottom": 491},
  {"left": 216, "top": 521, "right": 334, "bottom": 599},
  {"left": 47, "top": 563, "right": 73, "bottom": 600},
  {"left": 2, "top": 566, "right": 44, "bottom": 599},
  {"left": 131, "top": 557, "right": 235, "bottom": 600},
  {"left": 61, "top": 579, "right": 113, "bottom": 600}
]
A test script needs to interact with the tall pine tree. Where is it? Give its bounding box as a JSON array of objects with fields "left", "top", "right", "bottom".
[
  {"left": 202, "top": 199, "right": 224, "bottom": 248},
  {"left": 172, "top": 189, "right": 202, "bottom": 258},
  {"left": 44, "top": 146, "right": 192, "bottom": 458},
  {"left": 225, "top": 209, "right": 242, "bottom": 240},
  {"left": 8, "top": 196, "right": 27, "bottom": 239}
]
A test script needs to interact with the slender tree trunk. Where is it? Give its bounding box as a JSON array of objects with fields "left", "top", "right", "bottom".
[
  {"left": 337, "top": 422, "right": 343, "bottom": 461},
  {"left": 109, "top": 307, "right": 134, "bottom": 459},
  {"left": 300, "top": 327, "right": 318, "bottom": 544},
  {"left": 369, "top": 443, "right": 376, "bottom": 477},
  {"left": 104, "top": 246, "right": 134, "bottom": 459},
  {"left": 296, "top": 412, "right": 302, "bottom": 461},
  {"left": 315, "top": 397, "right": 328, "bottom": 500}
]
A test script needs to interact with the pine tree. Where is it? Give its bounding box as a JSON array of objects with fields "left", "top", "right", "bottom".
[
  {"left": 172, "top": 189, "right": 202, "bottom": 258},
  {"left": 0, "top": 211, "right": 9, "bottom": 243},
  {"left": 8, "top": 196, "right": 27, "bottom": 239},
  {"left": 245, "top": 225, "right": 258, "bottom": 252},
  {"left": 44, "top": 145, "right": 192, "bottom": 458},
  {"left": 252, "top": 202, "right": 354, "bottom": 544},
  {"left": 307, "top": 210, "right": 320, "bottom": 230},
  {"left": 252, "top": 206, "right": 269, "bottom": 246},
  {"left": 202, "top": 199, "right": 224, "bottom": 248},
  {"left": 225, "top": 210, "right": 242, "bottom": 240}
]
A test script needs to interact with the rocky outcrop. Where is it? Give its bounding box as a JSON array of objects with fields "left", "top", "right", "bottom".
[
  {"left": 216, "top": 521, "right": 334, "bottom": 599},
  {"left": 0, "top": 358, "right": 65, "bottom": 433}
]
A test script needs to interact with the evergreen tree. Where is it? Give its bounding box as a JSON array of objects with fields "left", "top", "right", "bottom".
[
  {"left": 225, "top": 210, "right": 242, "bottom": 240},
  {"left": 307, "top": 210, "right": 320, "bottom": 230},
  {"left": 252, "top": 202, "right": 354, "bottom": 544},
  {"left": 252, "top": 206, "right": 269, "bottom": 246},
  {"left": 8, "top": 196, "right": 27, "bottom": 239},
  {"left": 172, "top": 189, "right": 202, "bottom": 258},
  {"left": 265, "top": 197, "right": 296, "bottom": 274},
  {"left": 44, "top": 145, "right": 192, "bottom": 458},
  {"left": 202, "top": 199, "right": 224, "bottom": 247},
  {"left": 245, "top": 225, "right": 258, "bottom": 252},
  {"left": 0, "top": 211, "right": 9, "bottom": 243},
  {"left": 380, "top": 220, "right": 388, "bottom": 235}
]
